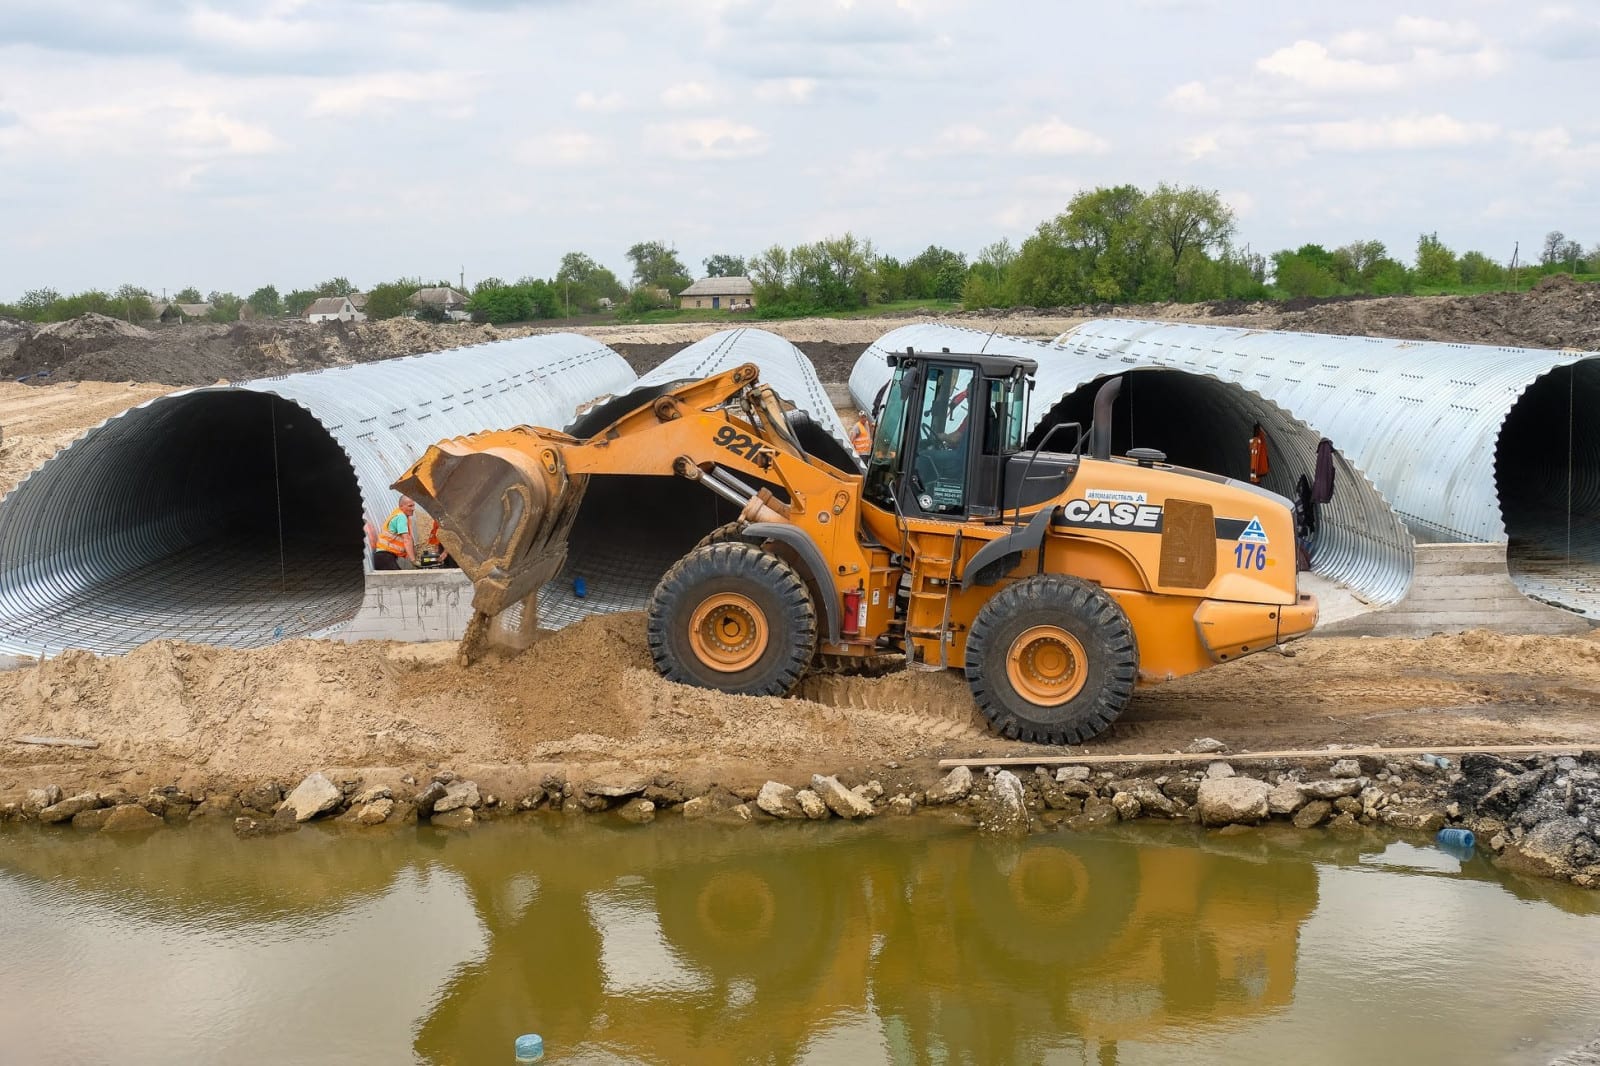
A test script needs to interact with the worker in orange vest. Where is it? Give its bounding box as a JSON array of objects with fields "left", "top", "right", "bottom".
[
  {"left": 850, "top": 412, "right": 874, "bottom": 456},
  {"left": 374, "top": 496, "right": 417, "bottom": 570},
  {"left": 1248, "top": 423, "right": 1270, "bottom": 484}
]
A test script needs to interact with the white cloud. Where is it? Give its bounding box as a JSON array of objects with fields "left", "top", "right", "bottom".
[
  {"left": 1293, "top": 113, "right": 1499, "bottom": 151},
  {"left": 661, "top": 81, "right": 715, "bottom": 108},
  {"left": 1164, "top": 80, "right": 1219, "bottom": 114},
  {"left": 574, "top": 90, "right": 624, "bottom": 113},
  {"left": 1011, "top": 118, "right": 1109, "bottom": 156},
  {"left": 645, "top": 119, "right": 768, "bottom": 160},
  {"left": 1255, "top": 21, "right": 1502, "bottom": 93},
  {"left": 308, "top": 73, "right": 472, "bottom": 117},
  {"left": 904, "top": 122, "right": 990, "bottom": 158},
  {"left": 753, "top": 78, "right": 818, "bottom": 103},
  {"left": 1182, "top": 133, "right": 1221, "bottom": 160},
  {"left": 169, "top": 109, "right": 281, "bottom": 155},
  {"left": 516, "top": 130, "right": 611, "bottom": 165}
]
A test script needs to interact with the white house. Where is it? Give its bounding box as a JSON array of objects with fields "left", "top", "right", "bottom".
[
  {"left": 677, "top": 276, "right": 755, "bottom": 311},
  {"left": 306, "top": 296, "right": 366, "bottom": 323}
]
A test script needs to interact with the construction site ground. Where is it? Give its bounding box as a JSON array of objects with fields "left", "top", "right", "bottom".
[{"left": 2, "top": 282, "right": 1599, "bottom": 799}]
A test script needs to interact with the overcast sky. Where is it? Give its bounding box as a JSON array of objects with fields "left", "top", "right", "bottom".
[{"left": 0, "top": 0, "right": 1595, "bottom": 298}]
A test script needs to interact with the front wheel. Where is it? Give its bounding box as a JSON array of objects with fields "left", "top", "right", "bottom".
[
  {"left": 965, "top": 575, "right": 1137, "bottom": 744},
  {"left": 647, "top": 543, "right": 817, "bottom": 696}
]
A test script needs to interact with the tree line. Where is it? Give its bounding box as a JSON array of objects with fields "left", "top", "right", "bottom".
[{"left": 4, "top": 185, "right": 1596, "bottom": 325}]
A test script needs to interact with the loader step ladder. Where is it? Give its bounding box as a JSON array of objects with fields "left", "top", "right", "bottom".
[{"left": 904, "top": 531, "right": 962, "bottom": 669}]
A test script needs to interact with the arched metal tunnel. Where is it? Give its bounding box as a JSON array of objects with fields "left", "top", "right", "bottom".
[
  {"left": 0, "top": 335, "right": 636, "bottom": 656},
  {"left": 850, "top": 323, "right": 1415, "bottom": 606},
  {"left": 1053, "top": 320, "right": 1600, "bottom": 619}
]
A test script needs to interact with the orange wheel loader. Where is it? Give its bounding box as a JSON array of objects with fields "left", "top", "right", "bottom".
[{"left": 395, "top": 351, "right": 1317, "bottom": 744}]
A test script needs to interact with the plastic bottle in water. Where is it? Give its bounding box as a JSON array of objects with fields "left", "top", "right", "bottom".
[
  {"left": 1436, "top": 827, "right": 1475, "bottom": 850},
  {"left": 515, "top": 1034, "right": 544, "bottom": 1063}
]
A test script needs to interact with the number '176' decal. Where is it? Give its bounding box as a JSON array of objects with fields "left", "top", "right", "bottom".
[{"left": 1234, "top": 542, "right": 1268, "bottom": 570}]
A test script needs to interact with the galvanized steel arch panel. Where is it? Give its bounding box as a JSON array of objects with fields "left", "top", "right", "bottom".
[
  {"left": 847, "top": 323, "right": 1414, "bottom": 605},
  {"left": 0, "top": 334, "right": 635, "bottom": 656},
  {"left": 1051, "top": 320, "right": 1598, "bottom": 543},
  {"left": 638, "top": 327, "right": 855, "bottom": 457}
]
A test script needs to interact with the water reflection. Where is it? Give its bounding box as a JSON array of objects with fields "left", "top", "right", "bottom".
[{"left": 1, "top": 818, "right": 1598, "bottom": 1064}]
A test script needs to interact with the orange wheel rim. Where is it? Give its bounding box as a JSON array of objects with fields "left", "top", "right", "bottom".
[
  {"left": 1006, "top": 624, "right": 1087, "bottom": 706},
  {"left": 689, "top": 593, "right": 769, "bottom": 672}
]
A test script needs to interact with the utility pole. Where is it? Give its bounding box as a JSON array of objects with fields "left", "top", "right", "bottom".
[{"left": 459, "top": 265, "right": 465, "bottom": 292}]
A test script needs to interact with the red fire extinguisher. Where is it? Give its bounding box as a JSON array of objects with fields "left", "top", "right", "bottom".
[{"left": 842, "top": 584, "right": 864, "bottom": 637}]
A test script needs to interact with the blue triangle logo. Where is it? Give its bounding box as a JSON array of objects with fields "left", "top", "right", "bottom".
[{"left": 1239, "top": 516, "right": 1269, "bottom": 543}]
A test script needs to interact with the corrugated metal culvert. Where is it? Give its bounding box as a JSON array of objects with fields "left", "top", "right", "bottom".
[
  {"left": 1053, "top": 320, "right": 1600, "bottom": 617},
  {"left": 0, "top": 334, "right": 635, "bottom": 656},
  {"left": 849, "top": 323, "right": 1415, "bottom": 606}
]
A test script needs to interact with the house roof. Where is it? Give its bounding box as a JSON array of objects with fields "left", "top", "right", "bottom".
[
  {"left": 410, "top": 287, "right": 469, "bottom": 307},
  {"left": 176, "top": 302, "right": 212, "bottom": 316},
  {"left": 678, "top": 276, "right": 754, "bottom": 297},
  {"left": 348, "top": 292, "right": 368, "bottom": 309},
  {"left": 306, "top": 297, "right": 350, "bottom": 316}
]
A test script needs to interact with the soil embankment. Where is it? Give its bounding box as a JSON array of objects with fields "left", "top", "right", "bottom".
[{"left": 3, "top": 614, "right": 1598, "bottom": 793}]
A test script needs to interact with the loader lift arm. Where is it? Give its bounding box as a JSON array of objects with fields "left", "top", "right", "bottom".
[{"left": 394, "top": 362, "right": 872, "bottom": 651}]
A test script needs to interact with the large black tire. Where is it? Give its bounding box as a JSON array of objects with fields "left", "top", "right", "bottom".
[
  {"left": 648, "top": 542, "right": 816, "bottom": 696},
  {"left": 964, "top": 575, "right": 1137, "bottom": 744}
]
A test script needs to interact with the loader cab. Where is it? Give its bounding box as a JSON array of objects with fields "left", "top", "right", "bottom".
[{"left": 863, "top": 349, "right": 1038, "bottom": 521}]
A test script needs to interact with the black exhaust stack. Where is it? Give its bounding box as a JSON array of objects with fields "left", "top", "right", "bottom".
[{"left": 1090, "top": 377, "right": 1121, "bottom": 460}]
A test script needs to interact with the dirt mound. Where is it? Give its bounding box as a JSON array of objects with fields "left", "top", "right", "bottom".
[
  {"left": 0, "top": 316, "right": 546, "bottom": 388},
  {"left": 35, "top": 312, "right": 151, "bottom": 342}
]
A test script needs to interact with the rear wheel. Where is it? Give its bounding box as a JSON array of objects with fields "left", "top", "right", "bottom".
[
  {"left": 965, "top": 575, "right": 1137, "bottom": 744},
  {"left": 648, "top": 543, "right": 816, "bottom": 696}
]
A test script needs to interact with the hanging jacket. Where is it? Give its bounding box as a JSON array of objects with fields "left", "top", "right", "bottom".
[{"left": 1314, "top": 438, "right": 1336, "bottom": 503}]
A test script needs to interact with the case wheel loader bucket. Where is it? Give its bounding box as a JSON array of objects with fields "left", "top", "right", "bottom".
[{"left": 394, "top": 440, "right": 587, "bottom": 618}]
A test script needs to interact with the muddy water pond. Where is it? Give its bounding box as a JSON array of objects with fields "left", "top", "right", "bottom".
[{"left": 2, "top": 818, "right": 1599, "bottom": 1065}]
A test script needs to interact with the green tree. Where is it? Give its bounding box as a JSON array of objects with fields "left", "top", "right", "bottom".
[
  {"left": 1140, "top": 183, "right": 1234, "bottom": 299},
  {"left": 702, "top": 253, "right": 747, "bottom": 278},
  {"left": 1271, "top": 245, "right": 1340, "bottom": 298},
  {"left": 315, "top": 277, "right": 356, "bottom": 297},
  {"left": 904, "top": 245, "right": 967, "bottom": 300},
  {"left": 364, "top": 280, "right": 422, "bottom": 320},
  {"left": 1414, "top": 232, "right": 1460, "bottom": 287},
  {"left": 1457, "top": 251, "right": 1504, "bottom": 286},
  {"left": 114, "top": 283, "right": 155, "bottom": 322},
  {"left": 1060, "top": 184, "right": 1150, "bottom": 300},
  {"left": 173, "top": 286, "right": 202, "bottom": 304},
  {"left": 247, "top": 285, "right": 282, "bottom": 317},
  {"left": 467, "top": 279, "right": 558, "bottom": 324},
  {"left": 625, "top": 240, "right": 691, "bottom": 294},
  {"left": 283, "top": 288, "right": 319, "bottom": 316},
  {"left": 473, "top": 277, "right": 506, "bottom": 294},
  {"left": 206, "top": 291, "right": 243, "bottom": 322},
  {"left": 554, "top": 252, "right": 626, "bottom": 313}
]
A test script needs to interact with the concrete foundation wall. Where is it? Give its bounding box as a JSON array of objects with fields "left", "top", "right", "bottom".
[
  {"left": 328, "top": 570, "right": 476, "bottom": 644},
  {"left": 1320, "top": 543, "right": 1595, "bottom": 637}
]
